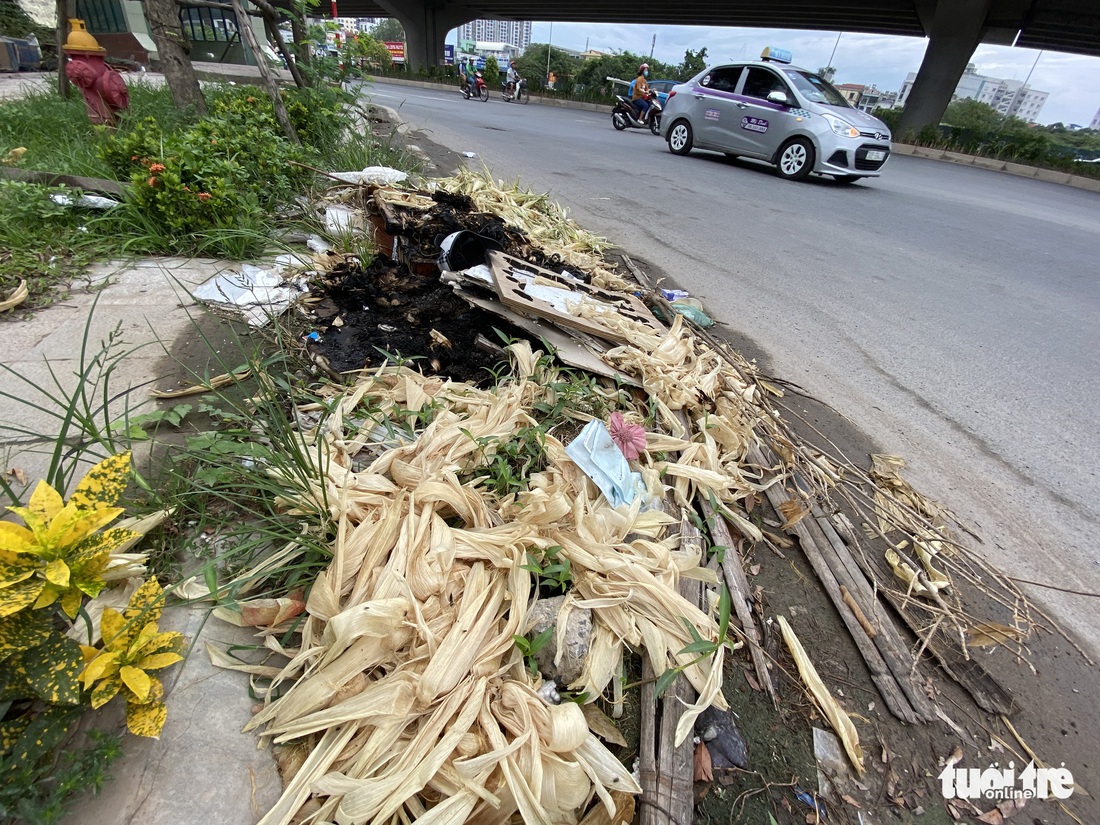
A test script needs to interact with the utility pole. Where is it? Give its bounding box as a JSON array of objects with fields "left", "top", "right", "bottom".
[
  {"left": 650, "top": 34, "right": 655, "bottom": 59},
  {"left": 546, "top": 22, "right": 552, "bottom": 85}
]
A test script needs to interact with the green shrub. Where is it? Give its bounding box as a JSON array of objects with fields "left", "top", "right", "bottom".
[{"left": 97, "top": 88, "right": 315, "bottom": 252}]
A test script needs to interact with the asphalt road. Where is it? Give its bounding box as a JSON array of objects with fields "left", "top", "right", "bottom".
[{"left": 361, "top": 80, "right": 1100, "bottom": 653}]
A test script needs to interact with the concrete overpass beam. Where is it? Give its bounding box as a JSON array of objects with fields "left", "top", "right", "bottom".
[
  {"left": 897, "top": 0, "right": 994, "bottom": 136},
  {"left": 373, "top": 0, "right": 473, "bottom": 71}
]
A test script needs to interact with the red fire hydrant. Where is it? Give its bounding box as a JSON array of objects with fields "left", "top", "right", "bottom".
[{"left": 63, "top": 19, "right": 129, "bottom": 126}]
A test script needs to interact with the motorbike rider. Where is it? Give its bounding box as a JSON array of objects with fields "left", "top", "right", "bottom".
[
  {"left": 506, "top": 60, "right": 520, "bottom": 96},
  {"left": 458, "top": 58, "right": 470, "bottom": 94},
  {"left": 631, "top": 63, "right": 652, "bottom": 123}
]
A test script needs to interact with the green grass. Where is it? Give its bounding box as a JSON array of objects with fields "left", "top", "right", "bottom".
[{"left": 0, "top": 79, "right": 415, "bottom": 311}]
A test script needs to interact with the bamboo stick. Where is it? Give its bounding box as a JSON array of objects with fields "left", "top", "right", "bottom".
[
  {"left": 697, "top": 496, "right": 778, "bottom": 708},
  {"left": 746, "top": 448, "right": 932, "bottom": 723}
]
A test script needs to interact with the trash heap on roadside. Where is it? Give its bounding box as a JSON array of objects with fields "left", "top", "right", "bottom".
[{"left": 196, "top": 167, "right": 1060, "bottom": 825}]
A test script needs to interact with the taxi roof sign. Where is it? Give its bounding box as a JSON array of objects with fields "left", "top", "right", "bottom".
[{"left": 760, "top": 47, "right": 793, "bottom": 64}]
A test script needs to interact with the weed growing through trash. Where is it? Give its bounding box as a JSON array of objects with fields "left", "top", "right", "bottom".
[
  {"left": 522, "top": 545, "right": 573, "bottom": 595},
  {"left": 513, "top": 627, "right": 554, "bottom": 677},
  {"left": 464, "top": 425, "right": 548, "bottom": 498}
]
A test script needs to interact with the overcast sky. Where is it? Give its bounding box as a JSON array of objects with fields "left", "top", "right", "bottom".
[{"left": 525, "top": 23, "right": 1100, "bottom": 127}]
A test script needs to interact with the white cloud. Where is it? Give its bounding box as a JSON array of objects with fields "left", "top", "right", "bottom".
[{"left": 526, "top": 22, "right": 1100, "bottom": 126}]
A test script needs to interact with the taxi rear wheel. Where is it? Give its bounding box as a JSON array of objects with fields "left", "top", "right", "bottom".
[
  {"left": 668, "top": 120, "right": 693, "bottom": 155},
  {"left": 776, "top": 138, "right": 814, "bottom": 180}
]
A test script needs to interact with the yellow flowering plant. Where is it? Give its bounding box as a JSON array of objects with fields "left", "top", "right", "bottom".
[
  {"left": 0, "top": 452, "right": 137, "bottom": 619},
  {"left": 80, "top": 578, "right": 184, "bottom": 738}
]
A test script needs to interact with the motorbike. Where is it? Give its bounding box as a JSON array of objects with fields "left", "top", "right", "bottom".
[
  {"left": 611, "top": 91, "right": 661, "bottom": 135},
  {"left": 501, "top": 76, "right": 529, "bottom": 104},
  {"left": 461, "top": 70, "right": 489, "bottom": 102}
]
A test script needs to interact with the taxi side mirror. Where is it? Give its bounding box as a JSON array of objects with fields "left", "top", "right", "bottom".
[{"left": 767, "top": 90, "right": 791, "bottom": 106}]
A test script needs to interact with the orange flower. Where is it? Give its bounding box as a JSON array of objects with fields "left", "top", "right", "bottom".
[
  {"left": 147, "top": 176, "right": 157, "bottom": 187},
  {"left": 149, "top": 163, "right": 165, "bottom": 173},
  {"left": 197, "top": 192, "right": 212, "bottom": 201}
]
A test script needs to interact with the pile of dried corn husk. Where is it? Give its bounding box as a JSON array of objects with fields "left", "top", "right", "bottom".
[
  {"left": 213, "top": 174, "right": 1055, "bottom": 825},
  {"left": 244, "top": 338, "right": 736, "bottom": 825}
]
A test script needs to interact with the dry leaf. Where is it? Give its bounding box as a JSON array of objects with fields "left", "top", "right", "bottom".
[
  {"left": 581, "top": 703, "right": 627, "bottom": 747},
  {"left": 6, "top": 467, "right": 28, "bottom": 485},
  {"left": 778, "top": 498, "right": 809, "bottom": 528},
  {"left": 943, "top": 745, "right": 964, "bottom": 769},
  {"left": 967, "top": 622, "right": 1024, "bottom": 648},
  {"left": 840, "top": 793, "right": 862, "bottom": 809}
]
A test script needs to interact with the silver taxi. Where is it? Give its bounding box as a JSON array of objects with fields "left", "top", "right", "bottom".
[{"left": 660, "top": 48, "right": 892, "bottom": 183}]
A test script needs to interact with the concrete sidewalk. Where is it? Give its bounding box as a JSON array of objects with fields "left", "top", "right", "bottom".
[{"left": 0, "top": 256, "right": 283, "bottom": 825}]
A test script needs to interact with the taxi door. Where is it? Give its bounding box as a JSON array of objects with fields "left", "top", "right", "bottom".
[
  {"left": 690, "top": 66, "right": 745, "bottom": 149},
  {"left": 733, "top": 67, "right": 800, "bottom": 160}
]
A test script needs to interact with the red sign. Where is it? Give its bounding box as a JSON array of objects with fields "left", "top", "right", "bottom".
[{"left": 384, "top": 41, "right": 405, "bottom": 61}]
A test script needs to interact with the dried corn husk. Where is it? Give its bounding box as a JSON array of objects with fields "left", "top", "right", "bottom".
[{"left": 778, "top": 615, "right": 864, "bottom": 776}]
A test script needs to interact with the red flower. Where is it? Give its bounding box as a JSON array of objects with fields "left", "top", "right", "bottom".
[
  {"left": 149, "top": 163, "right": 165, "bottom": 173},
  {"left": 608, "top": 412, "right": 647, "bottom": 460},
  {"left": 197, "top": 192, "right": 212, "bottom": 201}
]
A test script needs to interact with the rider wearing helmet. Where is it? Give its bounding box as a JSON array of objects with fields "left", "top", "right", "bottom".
[
  {"left": 506, "top": 60, "right": 520, "bottom": 96},
  {"left": 631, "top": 63, "right": 652, "bottom": 122}
]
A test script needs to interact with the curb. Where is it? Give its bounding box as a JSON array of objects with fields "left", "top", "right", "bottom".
[{"left": 890, "top": 143, "right": 1100, "bottom": 193}]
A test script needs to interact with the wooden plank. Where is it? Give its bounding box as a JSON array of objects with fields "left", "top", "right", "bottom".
[
  {"left": 654, "top": 518, "right": 700, "bottom": 825},
  {"left": 0, "top": 167, "right": 125, "bottom": 196},
  {"left": 822, "top": 510, "right": 1018, "bottom": 715},
  {"left": 638, "top": 659, "right": 659, "bottom": 825}
]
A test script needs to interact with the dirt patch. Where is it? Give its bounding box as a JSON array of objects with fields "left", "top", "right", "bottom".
[{"left": 304, "top": 254, "right": 515, "bottom": 383}]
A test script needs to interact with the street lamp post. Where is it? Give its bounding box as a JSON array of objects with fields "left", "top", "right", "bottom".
[{"left": 546, "top": 22, "right": 552, "bottom": 87}]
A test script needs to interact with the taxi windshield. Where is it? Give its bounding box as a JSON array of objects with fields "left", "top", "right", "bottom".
[{"left": 783, "top": 70, "right": 850, "bottom": 107}]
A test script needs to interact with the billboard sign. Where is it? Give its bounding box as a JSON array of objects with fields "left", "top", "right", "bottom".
[
  {"left": 384, "top": 41, "right": 405, "bottom": 62},
  {"left": 444, "top": 44, "right": 454, "bottom": 65}
]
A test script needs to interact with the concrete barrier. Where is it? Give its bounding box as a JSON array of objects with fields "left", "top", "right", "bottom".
[{"left": 891, "top": 141, "right": 1100, "bottom": 192}]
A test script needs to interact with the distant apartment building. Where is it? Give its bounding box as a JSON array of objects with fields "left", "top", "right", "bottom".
[
  {"left": 897, "top": 63, "right": 1049, "bottom": 122},
  {"left": 1090, "top": 106, "right": 1100, "bottom": 130},
  {"left": 829, "top": 83, "right": 898, "bottom": 113},
  {"left": 854, "top": 86, "right": 898, "bottom": 113},
  {"left": 457, "top": 20, "right": 531, "bottom": 52}
]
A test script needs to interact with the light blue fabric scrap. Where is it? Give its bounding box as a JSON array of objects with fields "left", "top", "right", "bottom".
[{"left": 565, "top": 419, "right": 644, "bottom": 508}]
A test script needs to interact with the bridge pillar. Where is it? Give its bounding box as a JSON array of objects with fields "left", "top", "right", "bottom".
[
  {"left": 373, "top": 0, "right": 472, "bottom": 72},
  {"left": 897, "top": 0, "right": 993, "bottom": 136}
]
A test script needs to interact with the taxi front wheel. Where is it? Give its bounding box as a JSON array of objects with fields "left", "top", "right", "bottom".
[
  {"left": 668, "top": 120, "right": 693, "bottom": 156},
  {"left": 776, "top": 138, "right": 814, "bottom": 180}
]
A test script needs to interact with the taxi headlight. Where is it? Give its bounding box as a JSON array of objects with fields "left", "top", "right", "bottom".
[{"left": 823, "top": 114, "right": 860, "bottom": 138}]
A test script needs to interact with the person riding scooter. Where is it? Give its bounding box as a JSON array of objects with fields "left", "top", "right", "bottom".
[
  {"left": 505, "top": 60, "right": 520, "bottom": 96},
  {"left": 631, "top": 63, "right": 653, "bottom": 123}
]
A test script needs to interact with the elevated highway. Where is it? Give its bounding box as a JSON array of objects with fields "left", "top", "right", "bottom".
[{"left": 321, "top": 0, "right": 1100, "bottom": 131}]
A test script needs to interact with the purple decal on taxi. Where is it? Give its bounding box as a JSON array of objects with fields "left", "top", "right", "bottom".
[
  {"left": 740, "top": 116, "right": 769, "bottom": 133},
  {"left": 704, "top": 108, "right": 720, "bottom": 121}
]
